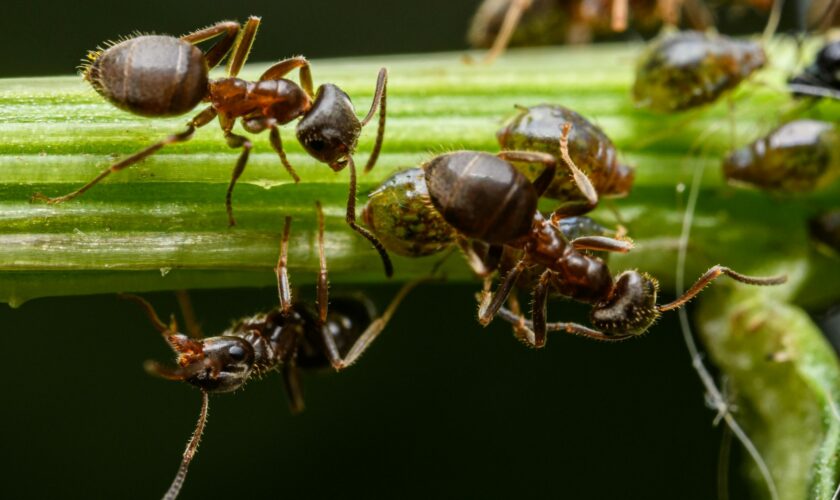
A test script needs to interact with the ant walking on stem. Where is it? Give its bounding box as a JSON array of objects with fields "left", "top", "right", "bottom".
[
  {"left": 33, "top": 16, "right": 393, "bottom": 276},
  {"left": 121, "top": 203, "right": 422, "bottom": 500}
]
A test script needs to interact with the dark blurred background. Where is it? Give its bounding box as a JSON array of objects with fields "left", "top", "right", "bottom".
[{"left": 0, "top": 1, "right": 793, "bottom": 498}]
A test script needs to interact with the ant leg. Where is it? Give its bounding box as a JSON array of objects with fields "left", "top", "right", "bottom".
[
  {"left": 571, "top": 236, "right": 633, "bottom": 254},
  {"left": 315, "top": 201, "right": 329, "bottom": 323},
  {"left": 658, "top": 265, "right": 787, "bottom": 312},
  {"left": 456, "top": 236, "right": 496, "bottom": 277},
  {"left": 530, "top": 270, "right": 552, "bottom": 347},
  {"left": 222, "top": 127, "right": 254, "bottom": 227},
  {"left": 226, "top": 16, "right": 261, "bottom": 78},
  {"left": 175, "top": 290, "right": 204, "bottom": 338},
  {"left": 361, "top": 68, "right": 388, "bottom": 173},
  {"left": 281, "top": 361, "right": 306, "bottom": 414},
  {"left": 162, "top": 390, "right": 209, "bottom": 500},
  {"left": 326, "top": 278, "right": 426, "bottom": 370},
  {"left": 180, "top": 20, "right": 240, "bottom": 70},
  {"left": 32, "top": 107, "right": 217, "bottom": 204},
  {"left": 118, "top": 293, "right": 172, "bottom": 333},
  {"left": 482, "top": 0, "right": 533, "bottom": 64},
  {"left": 611, "top": 0, "right": 629, "bottom": 31},
  {"left": 496, "top": 150, "right": 556, "bottom": 196},
  {"left": 119, "top": 293, "right": 204, "bottom": 363},
  {"left": 478, "top": 257, "right": 527, "bottom": 326},
  {"left": 496, "top": 306, "right": 634, "bottom": 342},
  {"left": 506, "top": 293, "right": 532, "bottom": 343},
  {"left": 345, "top": 156, "right": 394, "bottom": 277},
  {"left": 558, "top": 122, "right": 599, "bottom": 207},
  {"left": 268, "top": 125, "right": 301, "bottom": 183},
  {"left": 259, "top": 56, "right": 314, "bottom": 97},
  {"left": 275, "top": 216, "right": 294, "bottom": 315}
]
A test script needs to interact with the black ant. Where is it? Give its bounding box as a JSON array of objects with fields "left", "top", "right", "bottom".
[
  {"left": 418, "top": 124, "right": 785, "bottom": 346},
  {"left": 789, "top": 39, "right": 840, "bottom": 101},
  {"left": 121, "top": 203, "right": 421, "bottom": 500},
  {"left": 32, "top": 16, "right": 393, "bottom": 276}
]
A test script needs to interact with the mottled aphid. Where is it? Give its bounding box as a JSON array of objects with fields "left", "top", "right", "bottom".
[
  {"left": 32, "top": 17, "right": 393, "bottom": 276},
  {"left": 789, "top": 40, "right": 840, "bottom": 101},
  {"left": 632, "top": 30, "right": 766, "bottom": 112},
  {"left": 723, "top": 120, "right": 840, "bottom": 192},
  {"left": 496, "top": 104, "right": 634, "bottom": 214},
  {"left": 123, "top": 204, "right": 420, "bottom": 500}
]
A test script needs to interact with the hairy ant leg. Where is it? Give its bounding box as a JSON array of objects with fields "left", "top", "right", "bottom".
[
  {"left": 281, "top": 357, "right": 305, "bottom": 414},
  {"left": 361, "top": 68, "right": 388, "bottom": 173},
  {"left": 478, "top": 258, "right": 528, "bottom": 326},
  {"left": 496, "top": 306, "right": 634, "bottom": 342},
  {"left": 175, "top": 290, "right": 204, "bottom": 338},
  {"left": 530, "top": 270, "right": 552, "bottom": 347},
  {"left": 224, "top": 16, "right": 260, "bottom": 78},
  {"left": 222, "top": 116, "right": 254, "bottom": 227},
  {"left": 481, "top": 0, "right": 533, "bottom": 64},
  {"left": 179, "top": 20, "right": 241, "bottom": 70},
  {"left": 164, "top": 391, "right": 209, "bottom": 500},
  {"left": 32, "top": 107, "right": 218, "bottom": 204},
  {"left": 658, "top": 265, "right": 787, "bottom": 312},
  {"left": 315, "top": 201, "right": 329, "bottom": 322},
  {"left": 345, "top": 156, "right": 394, "bottom": 277},
  {"left": 570, "top": 236, "right": 633, "bottom": 253},
  {"left": 274, "top": 216, "right": 294, "bottom": 315},
  {"left": 259, "top": 56, "right": 315, "bottom": 96}
]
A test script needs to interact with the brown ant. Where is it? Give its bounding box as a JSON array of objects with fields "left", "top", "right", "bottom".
[
  {"left": 32, "top": 16, "right": 393, "bottom": 276},
  {"left": 120, "top": 203, "right": 421, "bottom": 499},
  {"left": 420, "top": 124, "right": 786, "bottom": 346}
]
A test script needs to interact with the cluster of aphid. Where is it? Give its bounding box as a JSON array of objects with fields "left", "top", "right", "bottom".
[{"left": 29, "top": 6, "right": 840, "bottom": 498}]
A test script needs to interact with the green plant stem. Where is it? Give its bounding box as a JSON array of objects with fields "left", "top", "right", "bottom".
[{"left": 1, "top": 43, "right": 839, "bottom": 306}]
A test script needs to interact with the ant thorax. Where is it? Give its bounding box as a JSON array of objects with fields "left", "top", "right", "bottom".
[{"left": 208, "top": 78, "right": 312, "bottom": 123}]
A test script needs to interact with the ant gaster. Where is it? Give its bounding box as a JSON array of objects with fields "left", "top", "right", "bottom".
[
  {"left": 32, "top": 17, "right": 393, "bottom": 276},
  {"left": 422, "top": 124, "right": 786, "bottom": 346},
  {"left": 121, "top": 203, "right": 420, "bottom": 500}
]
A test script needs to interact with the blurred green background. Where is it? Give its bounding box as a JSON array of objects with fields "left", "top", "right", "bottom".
[{"left": 0, "top": 1, "right": 808, "bottom": 498}]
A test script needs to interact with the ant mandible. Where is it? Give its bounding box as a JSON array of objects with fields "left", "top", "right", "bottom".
[
  {"left": 421, "top": 124, "right": 786, "bottom": 346},
  {"left": 32, "top": 16, "right": 393, "bottom": 276},
  {"left": 121, "top": 203, "right": 421, "bottom": 500}
]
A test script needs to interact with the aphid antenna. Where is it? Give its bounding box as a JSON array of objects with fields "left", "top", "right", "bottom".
[{"left": 674, "top": 129, "right": 779, "bottom": 500}]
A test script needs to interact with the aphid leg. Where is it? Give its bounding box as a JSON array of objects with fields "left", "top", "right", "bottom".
[
  {"left": 266, "top": 126, "right": 301, "bottom": 183},
  {"left": 180, "top": 20, "right": 240, "bottom": 70},
  {"left": 175, "top": 290, "right": 204, "bottom": 338},
  {"left": 496, "top": 306, "right": 633, "bottom": 342},
  {"left": 315, "top": 201, "right": 329, "bottom": 323},
  {"left": 162, "top": 390, "right": 209, "bottom": 500},
  {"left": 344, "top": 156, "right": 394, "bottom": 277},
  {"left": 222, "top": 121, "right": 254, "bottom": 227},
  {"left": 477, "top": 257, "right": 527, "bottom": 326},
  {"left": 658, "top": 265, "right": 787, "bottom": 312},
  {"left": 226, "top": 16, "right": 261, "bottom": 78},
  {"left": 530, "top": 270, "right": 552, "bottom": 348},
  {"left": 495, "top": 150, "right": 557, "bottom": 197},
  {"left": 327, "top": 278, "right": 427, "bottom": 370},
  {"left": 281, "top": 361, "right": 306, "bottom": 414},
  {"left": 361, "top": 68, "right": 388, "bottom": 173},
  {"left": 32, "top": 107, "right": 217, "bottom": 205},
  {"left": 571, "top": 236, "right": 633, "bottom": 253},
  {"left": 456, "top": 236, "right": 496, "bottom": 277},
  {"left": 275, "top": 216, "right": 294, "bottom": 316},
  {"left": 482, "top": 0, "right": 533, "bottom": 64},
  {"left": 258, "top": 56, "right": 314, "bottom": 97}
]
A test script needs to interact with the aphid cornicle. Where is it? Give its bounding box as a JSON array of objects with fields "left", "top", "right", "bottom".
[
  {"left": 723, "top": 119, "right": 840, "bottom": 192},
  {"left": 123, "top": 203, "right": 422, "bottom": 500},
  {"left": 32, "top": 17, "right": 394, "bottom": 276},
  {"left": 496, "top": 104, "right": 634, "bottom": 213},
  {"left": 632, "top": 30, "right": 766, "bottom": 112}
]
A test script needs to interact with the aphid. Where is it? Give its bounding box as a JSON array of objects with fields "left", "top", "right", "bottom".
[
  {"left": 496, "top": 104, "right": 634, "bottom": 214},
  {"left": 632, "top": 30, "right": 766, "bottom": 112},
  {"left": 723, "top": 119, "right": 840, "bottom": 192},
  {"left": 810, "top": 210, "right": 840, "bottom": 253},
  {"left": 789, "top": 39, "right": 840, "bottom": 101},
  {"left": 122, "top": 203, "right": 420, "bottom": 499},
  {"left": 31, "top": 17, "right": 393, "bottom": 276}
]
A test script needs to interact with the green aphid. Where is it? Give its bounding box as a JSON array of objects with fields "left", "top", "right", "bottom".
[{"left": 632, "top": 30, "right": 765, "bottom": 112}]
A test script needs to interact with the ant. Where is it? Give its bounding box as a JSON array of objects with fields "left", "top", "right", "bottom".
[
  {"left": 418, "top": 124, "right": 785, "bottom": 346},
  {"left": 32, "top": 16, "right": 393, "bottom": 276},
  {"left": 121, "top": 203, "right": 422, "bottom": 500},
  {"left": 789, "top": 39, "right": 840, "bottom": 101},
  {"left": 723, "top": 119, "right": 840, "bottom": 192}
]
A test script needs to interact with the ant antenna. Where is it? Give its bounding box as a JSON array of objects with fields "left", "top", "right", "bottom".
[
  {"left": 163, "top": 391, "right": 210, "bottom": 500},
  {"left": 674, "top": 135, "right": 779, "bottom": 500}
]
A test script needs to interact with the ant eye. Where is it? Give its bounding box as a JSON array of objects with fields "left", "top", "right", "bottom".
[{"left": 228, "top": 345, "right": 246, "bottom": 362}]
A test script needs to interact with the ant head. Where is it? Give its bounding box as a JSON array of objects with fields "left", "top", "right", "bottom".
[
  {"left": 296, "top": 83, "right": 362, "bottom": 170},
  {"left": 590, "top": 270, "right": 660, "bottom": 336},
  {"left": 150, "top": 334, "right": 256, "bottom": 393}
]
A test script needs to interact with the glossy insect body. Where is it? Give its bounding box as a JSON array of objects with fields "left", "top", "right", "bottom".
[
  {"left": 497, "top": 104, "right": 634, "bottom": 208},
  {"left": 810, "top": 210, "right": 840, "bottom": 253},
  {"left": 632, "top": 31, "right": 766, "bottom": 112},
  {"left": 723, "top": 120, "right": 840, "bottom": 192},
  {"left": 789, "top": 40, "right": 840, "bottom": 100}
]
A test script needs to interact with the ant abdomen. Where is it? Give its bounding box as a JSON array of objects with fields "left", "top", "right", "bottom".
[
  {"left": 85, "top": 35, "right": 208, "bottom": 117},
  {"left": 590, "top": 271, "right": 660, "bottom": 336},
  {"left": 497, "top": 104, "right": 634, "bottom": 201},
  {"left": 296, "top": 84, "right": 362, "bottom": 167},
  {"left": 723, "top": 120, "right": 840, "bottom": 192},
  {"left": 424, "top": 151, "right": 538, "bottom": 244}
]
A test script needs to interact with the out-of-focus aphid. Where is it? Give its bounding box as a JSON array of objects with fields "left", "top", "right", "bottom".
[
  {"left": 723, "top": 119, "right": 840, "bottom": 192},
  {"left": 496, "top": 104, "right": 634, "bottom": 214},
  {"left": 632, "top": 30, "right": 766, "bottom": 112},
  {"left": 810, "top": 210, "right": 840, "bottom": 253},
  {"left": 789, "top": 39, "right": 840, "bottom": 100}
]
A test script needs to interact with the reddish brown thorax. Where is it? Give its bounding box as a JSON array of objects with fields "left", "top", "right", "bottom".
[{"left": 208, "top": 77, "right": 312, "bottom": 123}]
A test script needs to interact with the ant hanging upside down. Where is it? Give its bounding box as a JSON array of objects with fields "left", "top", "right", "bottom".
[{"left": 121, "top": 203, "right": 423, "bottom": 500}]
